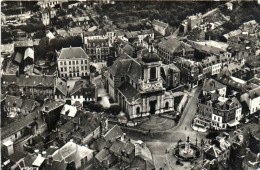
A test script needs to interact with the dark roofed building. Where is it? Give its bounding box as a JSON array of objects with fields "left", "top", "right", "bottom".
[
  {"left": 202, "top": 78, "right": 227, "bottom": 97},
  {"left": 57, "top": 111, "right": 108, "bottom": 145},
  {"left": 157, "top": 37, "right": 194, "bottom": 64},
  {"left": 104, "top": 46, "right": 175, "bottom": 119},
  {"left": 1, "top": 74, "right": 55, "bottom": 101}
]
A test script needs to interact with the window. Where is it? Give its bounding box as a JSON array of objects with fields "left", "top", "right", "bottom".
[
  {"left": 150, "top": 67, "right": 156, "bottom": 81},
  {"left": 85, "top": 66, "right": 88, "bottom": 70},
  {"left": 61, "top": 67, "right": 63, "bottom": 72},
  {"left": 73, "top": 61, "right": 75, "bottom": 65},
  {"left": 60, "top": 61, "right": 63, "bottom": 65},
  {"left": 136, "top": 107, "right": 140, "bottom": 114},
  {"left": 165, "top": 102, "right": 169, "bottom": 109},
  {"left": 82, "top": 66, "right": 84, "bottom": 70},
  {"left": 218, "top": 117, "right": 220, "bottom": 121},
  {"left": 69, "top": 61, "right": 71, "bottom": 65},
  {"left": 85, "top": 60, "right": 88, "bottom": 64},
  {"left": 76, "top": 61, "right": 79, "bottom": 64},
  {"left": 81, "top": 60, "right": 84, "bottom": 64}
]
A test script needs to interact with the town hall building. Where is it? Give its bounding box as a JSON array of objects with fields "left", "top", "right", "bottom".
[{"left": 104, "top": 46, "right": 175, "bottom": 119}]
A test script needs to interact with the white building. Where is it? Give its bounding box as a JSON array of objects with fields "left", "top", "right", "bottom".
[
  {"left": 241, "top": 87, "right": 260, "bottom": 115},
  {"left": 152, "top": 20, "right": 168, "bottom": 36},
  {"left": 57, "top": 47, "right": 90, "bottom": 78}
]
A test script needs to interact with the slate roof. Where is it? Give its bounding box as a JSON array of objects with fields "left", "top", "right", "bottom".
[
  {"left": 152, "top": 20, "right": 168, "bottom": 28},
  {"left": 9, "top": 150, "right": 27, "bottom": 163},
  {"left": 21, "top": 99, "right": 38, "bottom": 112},
  {"left": 203, "top": 79, "right": 226, "bottom": 92},
  {"left": 2, "top": 74, "right": 55, "bottom": 87},
  {"left": 87, "top": 38, "right": 109, "bottom": 46},
  {"left": 109, "top": 139, "right": 135, "bottom": 156},
  {"left": 55, "top": 78, "right": 67, "bottom": 96},
  {"left": 95, "top": 148, "right": 111, "bottom": 162},
  {"left": 205, "top": 145, "right": 221, "bottom": 158},
  {"left": 158, "top": 37, "right": 193, "bottom": 54},
  {"left": 5, "top": 95, "right": 23, "bottom": 108},
  {"left": 103, "top": 125, "right": 123, "bottom": 142},
  {"left": 118, "top": 82, "right": 140, "bottom": 102},
  {"left": 215, "top": 76, "right": 247, "bottom": 92},
  {"left": 58, "top": 47, "right": 88, "bottom": 59},
  {"left": 248, "top": 86, "right": 260, "bottom": 99},
  {"left": 14, "top": 40, "right": 33, "bottom": 47},
  {"left": 108, "top": 57, "right": 132, "bottom": 76},
  {"left": 1, "top": 107, "right": 41, "bottom": 139},
  {"left": 41, "top": 101, "right": 64, "bottom": 112}
]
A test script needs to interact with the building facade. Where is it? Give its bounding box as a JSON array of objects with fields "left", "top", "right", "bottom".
[
  {"left": 85, "top": 38, "right": 110, "bottom": 62},
  {"left": 104, "top": 48, "right": 175, "bottom": 119},
  {"left": 157, "top": 37, "right": 194, "bottom": 64},
  {"left": 1, "top": 74, "right": 55, "bottom": 101},
  {"left": 57, "top": 47, "right": 90, "bottom": 78},
  {"left": 195, "top": 94, "right": 242, "bottom": 130}
]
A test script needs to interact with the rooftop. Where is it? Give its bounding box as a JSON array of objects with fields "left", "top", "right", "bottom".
[
  {"left": 152, "top": 19, "right": 168, "bottom": 28},
  {"left": 58, "top": 47, "right": 88, "bottom": 60},
  {"left": 203, "top": 78, "right": 226, "bottom": 92},
  {"left": 2, "top": 74, "right": 55, "bottom": 87}
]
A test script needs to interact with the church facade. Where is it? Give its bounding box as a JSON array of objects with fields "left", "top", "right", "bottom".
[{"left": 104, "top": 47, "right": 175, "bottom": 119}]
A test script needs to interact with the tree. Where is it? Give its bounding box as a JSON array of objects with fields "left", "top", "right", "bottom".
[
  {"left": 90, "top": 65, "right": 97, "bottom": 73},
  {"left": 34, "top": 30, "right": 46, "bottom": 39},
  {"left": 88, "top": 103, "right": 104, "bottom": 112},
  {"left": 36, "top": 37, "right": 50, "bottom": 60},
  {"left": 106, "top": 105, "right": 122, "bottom": 116}
]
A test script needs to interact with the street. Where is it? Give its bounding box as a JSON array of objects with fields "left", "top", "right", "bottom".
[{"left": 124, "top": 86, "right": 204, "bottom": 170}]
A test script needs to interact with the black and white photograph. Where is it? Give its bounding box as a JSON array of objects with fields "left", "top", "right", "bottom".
[{"left": 1, "top": 0, "right": 260, "bottom": 170}]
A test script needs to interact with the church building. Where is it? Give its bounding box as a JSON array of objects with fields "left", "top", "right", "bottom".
[{"left": 104, "top": 45, "right": 175, "bottom": 119}]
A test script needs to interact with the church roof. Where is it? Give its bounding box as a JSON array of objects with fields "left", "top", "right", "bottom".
[
  {"left": 118, "top": 82, "right": 140, "bottom": 102},
  {"left": 108, "top": 54, "right": 142, "bottom": 83}
]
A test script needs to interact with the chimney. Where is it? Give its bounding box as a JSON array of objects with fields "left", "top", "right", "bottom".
[
  {"left": 45, "top": 106, "right": 49, "bottom": 112},
  {"left": 100, "top": 121, "right": 103, "bottom": 135},
  {"left": 42, "top": 151, "right": 46, "bottom": 158},
  {"left": 3, "top": 140, "right": 14, "bottom": 156},
  {"left": 34, "top": 149, "right": 39, "bottom": 155},
  {"left": 121, "top": 133, "right": 126, "bottom": 141},
  {"left": 47, "top": 155, "right": 53, "bottom": 166},
  {"left": 81, "top": 130, "right": 85, "bottom": 137}
]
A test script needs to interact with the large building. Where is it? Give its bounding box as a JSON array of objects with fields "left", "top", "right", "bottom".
[
  {"left": 57, "top": 47, "right": 90, "bottom": 78},
  {"left": 104, "top": 46, "right": 175, "bottom": 119},
  {"left": 85, "top": 38, "right": 110, "bottom": 62},
  {"left": 1, "top": 74, "right": 55, "bottom": 101},
  {"left": 157, "top": 37, "right": 194, "bottom": 64},
  {"left": 152, "top": 20, "right": 168, "bottom": 36},
  {"left": 194, "top": 92, "right": 242, "bottom": 130},
  {"left": 175, "top": 58, "right": 200, "bottom": 88}
]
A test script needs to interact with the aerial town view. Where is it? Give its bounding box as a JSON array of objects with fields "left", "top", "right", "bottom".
[{"left": 1, "top": 1, "right": 260, "bottom": 170}]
